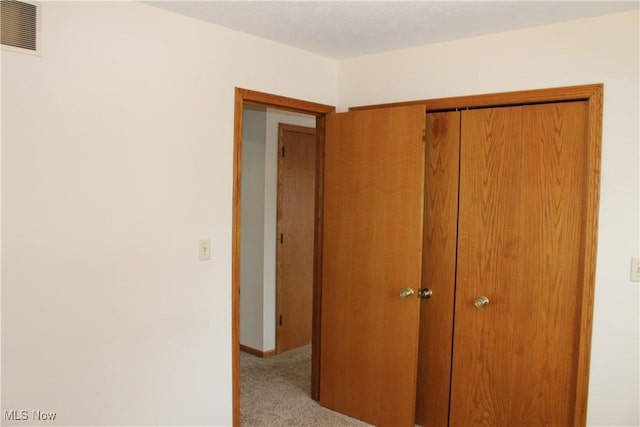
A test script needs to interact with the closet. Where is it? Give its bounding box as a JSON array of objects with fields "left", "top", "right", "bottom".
[{"left": 318, "top": 85, "right": 602, "bottom": 427}]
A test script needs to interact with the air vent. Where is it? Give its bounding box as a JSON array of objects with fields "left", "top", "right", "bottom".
[{"left": 1, "top": 0, "right": 40, "bottom": 55}]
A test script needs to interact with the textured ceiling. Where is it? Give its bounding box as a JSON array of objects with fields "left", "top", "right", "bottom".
[{"left": 146, "top": 1, "right": 639, "bottom": 59}]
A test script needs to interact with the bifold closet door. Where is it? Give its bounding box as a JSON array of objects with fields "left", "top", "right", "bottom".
[
  {"left": 450, "top": 101, "right": 589, "bottom": 426},
  {"left": 320, "top": 106, "right": 426, "bottom": 427},
  {"left": 415, "top": 111, "right": 461, "bottom": 427}
]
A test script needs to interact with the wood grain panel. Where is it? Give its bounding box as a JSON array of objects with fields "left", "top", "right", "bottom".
[
  {"left": 415, "top": 111, "right": 460, "bottom": 427},
  {"left": 450, "top": 106, "right": 524, "bottom": 427},
  {"left": 450, "top": 102, "right": 590, "bottom": 426},
  {"left": 276, "top": 124, "right": 316, "bottom": 353},
  {"left": 509, "top": 101, "right": 589, "bottom": 425},
  {"left": 319, "top": 106, "right": 425, "bottom": 427}
]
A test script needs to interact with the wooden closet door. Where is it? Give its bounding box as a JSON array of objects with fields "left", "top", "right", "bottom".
[
  {"left": 415, "top": 111, "right": 460, "bottom": 427},
  {"left": 450, "top": 101, "right": 589, "bottom": 426},
  {"left": 320, "top": 105, "right": 425, "bottom": 427}
]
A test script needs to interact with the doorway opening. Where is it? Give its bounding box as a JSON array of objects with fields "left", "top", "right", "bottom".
[
  {"left": 232, "top": 88, "right": 335, "bottom": 427},
  {"left": 238, "top": 107, "right": 316, "bottom": 358}
]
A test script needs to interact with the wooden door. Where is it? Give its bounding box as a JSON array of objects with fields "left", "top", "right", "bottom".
[
  {"left": 276, "top": 124, "right": 316, "bottom": 354},
  {"left": 415, "top": 111, "right": 461, "bottom": 427},
  {"left": 319, "top": 106, "right": 425, "bottom": 427},
  {"left": 450, "top": 101, "right": 590, "bottom": 426}
]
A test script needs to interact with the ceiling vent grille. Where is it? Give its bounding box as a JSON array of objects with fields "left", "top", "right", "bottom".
[{"left": 1, "top": 0, "right": 39, "bottom": 55}]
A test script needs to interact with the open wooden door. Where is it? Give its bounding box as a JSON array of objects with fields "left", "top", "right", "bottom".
[{"left": 319, "top": 106, "right": 426, "bottom": 427}]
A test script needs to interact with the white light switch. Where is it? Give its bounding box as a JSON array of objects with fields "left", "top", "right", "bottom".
[
  {"left": 199, "top": 238, "right": 211, "bottom": 261},
  {"left": 631, "top": 257, "right": 640, "bottom": 282}
]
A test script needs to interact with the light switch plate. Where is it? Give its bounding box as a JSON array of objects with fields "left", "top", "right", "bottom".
[
  {"left": 631, "top": 257, "right": 640, "bottom": 282},
  {"left": 199, "top": 238, "right": 211, "bottom": 261}
]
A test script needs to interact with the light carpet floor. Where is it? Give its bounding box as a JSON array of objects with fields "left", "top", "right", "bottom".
[{"left": 240, "top": 345, "right": 371, "bottom": 426}]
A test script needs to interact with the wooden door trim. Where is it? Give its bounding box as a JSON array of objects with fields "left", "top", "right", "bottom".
[
  {"left": 232, "top": 88, "right": 334, "bottom": 427},
  {"left": 279, "top": 123, "right": 317, "bottom": 135},
  {"left": 238, "top": 88, "right": 336, "bottom": 115},
  {"left": 352, "top": 83, "right": 602, "bottom": 426},
  {"left": 575, "top": 85, "right": 603, "bottom": 426},
  {"left": 349, "top": 83, "right": 603, "bottom": 113},
  {"left": 311, "top": 113, "right": 327, "bottom": 402},
  {"left": 275, "top": 123, "right": 316, "bottom": 355}
]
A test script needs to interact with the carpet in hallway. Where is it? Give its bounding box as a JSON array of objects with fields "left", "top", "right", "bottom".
[{"left": 240, "top": 345, "right": 371, "bottom": 426}]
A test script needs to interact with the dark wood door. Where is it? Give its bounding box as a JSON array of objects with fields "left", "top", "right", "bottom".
[
  {"left": 276, "top": 124, "right": 316, "bottom": 353},
  {"left": 319, "top": 106, "right": 426, "bottom": 427},
  {"left": 450, "top": 101, "right": 590, "bottom": 426}
]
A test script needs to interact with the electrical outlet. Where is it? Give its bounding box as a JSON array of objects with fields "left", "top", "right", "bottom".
[{"left": 631, "top": 257, "right": 640, "bottom": 282}]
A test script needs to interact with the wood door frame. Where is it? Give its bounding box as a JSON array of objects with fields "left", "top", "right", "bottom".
[
  {"left": 352, "top": 83, "right": 603, "bottom": 426},
  {"left": 232, "top": 88, "right": 335, "bottom": 427},
  {"left": 275, "top": 123, "right": 317, "bottom": 354}
]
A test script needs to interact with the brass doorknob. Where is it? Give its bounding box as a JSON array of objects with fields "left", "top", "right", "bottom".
[
  {"left": 418, "top": 288, "right": 433, "bottom": 299},
  {"left": 474, "top": 296, "right": 489, "bottom": 308},
  {"left": 399, "top": 288, "right": 415, "bottom": 299}
]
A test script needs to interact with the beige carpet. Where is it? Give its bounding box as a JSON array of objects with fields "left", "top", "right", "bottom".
[{"left": 240, "top": 345, "right": 371, "bottom": 426}]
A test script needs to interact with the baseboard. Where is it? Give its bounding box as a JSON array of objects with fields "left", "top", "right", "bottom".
[{"left": 240, "top": 344, "right": 277, "bottom": 358}]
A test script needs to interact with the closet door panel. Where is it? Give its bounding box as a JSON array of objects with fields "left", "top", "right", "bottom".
[
  {"left": 415, "top": 111, "right": 460, "bottom": 427},
  {"left": 320, "top": 105, "right": 426, "bottom": 427},
  {"left": 450, "top": 106, "right": 523, "bottom": 427},
  {"left": 450, "top": 101, "right": 589, "bottom": 426},
  {"left": 510, "top": 101, "right": 589, "bottom": 424}
]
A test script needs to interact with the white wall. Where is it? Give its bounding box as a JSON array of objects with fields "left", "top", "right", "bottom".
[
  {"left": 262, "top": 109, "right": 316, "bottom": 351},
  {"left": 1, "top": 2, "right": 337, "bottom": 426},
  {"left": 240, "top": 106, "right": 267, "bottom": 351},
  {"left": 339, "top": 10, "right": 640, "bottom": 427}
]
